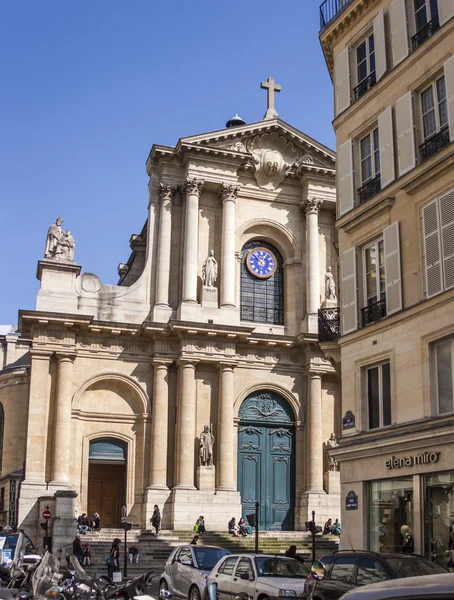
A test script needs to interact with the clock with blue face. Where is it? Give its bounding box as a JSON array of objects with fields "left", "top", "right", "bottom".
[{"left": 246, "top": 247, "right": 277, "bottom": 279}]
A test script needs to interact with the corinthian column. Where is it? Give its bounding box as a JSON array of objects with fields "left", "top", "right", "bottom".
[
  {"left": 302, "top": 197, "right": 322, "bottom": 315},
  {"left": 51, "top": 353, "right": 76, "bottom": 485},
  {"left": 217, "top": 363, "right": 236, "bottom": 490},
  {"left": 220, "top": 184, "right": 239, "bottom": 308},
  {"left": 155, "top": 184, "right": 174, "bottom": 307},
  {"left": 175, "top": 359, "right": 198, "bottom": 488},
  {"left": 305, "top": 372, "right": 324, "bottom": 493},
  {"left": 182, "top": 178, "right": 204, "bottom": 303},
  {"left": 149, "top": 359, "right": 172, "bottom": 489}
]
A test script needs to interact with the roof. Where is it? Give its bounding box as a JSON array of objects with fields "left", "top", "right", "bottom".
[{"left": 340, "top": 572, "right": 454, "bottom": 600}]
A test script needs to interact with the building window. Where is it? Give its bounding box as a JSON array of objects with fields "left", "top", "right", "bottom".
[
  {"left": 433, "top": 338, "right": 454, "bottom": 414},
  {"left": 412, "top": 0, "right": 440, "bottom": 50},
  {"left": 361, "top": 240, "right": 386, "bottom": 326},
  {"left": 370, "top": 477, "right": 413, "bottom": 553},
  {"left": 240, "top": 240, "right": 284, "bottom": 326},
  {"left": 354, "top": 34, "right": 376, "bottom": 101},
  {"left": 366, "top": 362, "right": 391, "bottom": 429},
  {"left": 420, "top": 76, "right": 449, "bottom": 161},
  {"left": 358, "top": 128, "right": 381, "bottom": 203}
]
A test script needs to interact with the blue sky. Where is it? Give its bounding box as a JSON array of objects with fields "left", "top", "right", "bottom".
[{"left": 1, "top": 1, "right": 334, "bottom": 326}]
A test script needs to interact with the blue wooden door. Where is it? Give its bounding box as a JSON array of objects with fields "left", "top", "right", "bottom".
[{"left": 237, "top": 392, "right": 295, "bottom": 530}]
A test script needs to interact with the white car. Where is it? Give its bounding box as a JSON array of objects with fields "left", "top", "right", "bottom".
[{"left": 207, "top": 554, "right": 309, "bottom": 600}]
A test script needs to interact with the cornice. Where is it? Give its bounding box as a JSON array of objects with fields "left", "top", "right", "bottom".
[{"left": 336, "top": 195, "right": 395, "bottom": 233}]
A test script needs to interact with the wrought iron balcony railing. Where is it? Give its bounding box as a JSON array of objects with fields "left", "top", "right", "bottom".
[
  {"left": 354, "top": 72, "right": 377, "bottom": 101},
  {"left": 419, "top": 127, "right": 450, "bottom": 162},
  {"left": 358, "top": 175, "right": 381, "bottom": 204},
  {"left": 411, "top": 16, "right": 440, "bottom": 51},
  {"left": 361, "top": 299, "right": 386, "bottom": 327},
  {"left": 318, "top": 307, "right": 340, "bottom": 342},
  {"left": 320, "top": 0, "right": 354, "bottom": 31}
]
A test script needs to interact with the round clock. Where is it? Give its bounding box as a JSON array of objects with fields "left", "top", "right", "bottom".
[{"left": 246, "top": 247, "right": 277, "bottom": 279}]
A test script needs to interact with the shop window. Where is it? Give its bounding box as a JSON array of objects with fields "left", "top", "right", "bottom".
[
  {"left": 330, "top": 557, "right": 357, "bottom": 583},
  {"left": 433, "top": 338, "right": 454, "bottom": 414},
  {"left": 366, "top": 362, "right": 391, "bottom": 430},
  {"left": 354, "top": 33, "right": 376, "bottom": 101},
  {"left": 370, "top": 478, "right": 414, "bottom": 553},
  {"left": 424, "top": 472, "right": 454, "bottom": 567},
  {"left": 356, "top": 558, "right": 387, "bottom": 585}
]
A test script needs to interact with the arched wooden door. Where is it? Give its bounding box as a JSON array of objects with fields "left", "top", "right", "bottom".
[{"left": 237, "top": 391, "right": 295, "bottom": 530}]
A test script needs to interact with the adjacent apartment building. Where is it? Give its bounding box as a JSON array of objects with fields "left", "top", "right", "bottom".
[{"left": 319, "top": 0, "right": 454, "bottom": 564}]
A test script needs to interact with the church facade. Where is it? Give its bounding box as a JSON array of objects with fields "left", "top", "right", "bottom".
[{"left": 1, "top": 106, "right": 340, "bottom": 543}]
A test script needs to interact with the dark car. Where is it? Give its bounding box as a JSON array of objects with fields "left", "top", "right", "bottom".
[{"left": 305, "top": 551, "right": 447, "bottom": 600}]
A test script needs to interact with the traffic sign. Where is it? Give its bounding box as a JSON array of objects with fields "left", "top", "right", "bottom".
[{"left": 42, "top": 509, "right": 52, "bottom": 520}]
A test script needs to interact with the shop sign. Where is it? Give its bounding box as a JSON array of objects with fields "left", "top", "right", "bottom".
[
  {"left": 385, "top": 452, "right": 440, "bottom": 469},
  {"left": 342, "top": 410, "right": 355, "bottom": 430},
  {"left": 346, "top": 490, "right": 358, "bottom": 511}
]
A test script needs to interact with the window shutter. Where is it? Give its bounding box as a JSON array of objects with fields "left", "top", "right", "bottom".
[
  {"left": 389, "top": 0, "right": 409, "bottom": 67},
  {"left": 439, "top": 189, "right": 454, "bottom": 291},
  {"left": 341, "top": 247, "right": 357, "bottom": 334},
  {"left": 383, "top": 222, "right": 402, "bottom": 315},
  {"left": 444, "top": 56, "right": 454, "bottom": 143},
  {"left": 335, "top": 47, "right": 351, "bottom": 116},
  {"left": 439, "top": 0, "right": 454, "bottom": 26},
  {"left": 396, "top": 92, "right": 416, "bottom": 176},
  {"left": 378, "top": 106, "right": 395, "bottom": 188},
  {"left": 422, "top": 200, "right": 443, "bottom": 298},
  {"left": 337, "top": 139, "right": 354, "bottom": 217},
  {"left": 373, "top": 9, "right": 387, "bottom": 81}
]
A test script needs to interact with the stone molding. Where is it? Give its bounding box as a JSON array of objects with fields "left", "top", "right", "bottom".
[
  {"left": 219, "top": 183, "right": 240, "bottom": 203},
  {"left": 183, "top": 178, "right": 205, "bottom": 197},
  {"left": 301, "top": 197, "right": 322, "bottom": 215},
  {"left": 55, "top": 352, "right": 76, "bottom": 362}
]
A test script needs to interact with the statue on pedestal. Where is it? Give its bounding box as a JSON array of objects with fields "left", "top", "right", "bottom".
[
  {"left": 202, "top": 250, "right": 217, "bottom": 288},
  {"left": 326, "top": 432, "right": 339, "bottom": 471},
  {"left": 199, "top": 424, "right": 215, "bottom": 467},
  {"left": 325, "top": 267, "right": 337, "bottom": 301},
  {"left": 44, "top": 217, "right": 76, "bottom": 262}
]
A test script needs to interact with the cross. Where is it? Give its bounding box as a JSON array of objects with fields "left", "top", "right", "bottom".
[{"left": 261, "top": 77, "right": 281, "bottom": 119}]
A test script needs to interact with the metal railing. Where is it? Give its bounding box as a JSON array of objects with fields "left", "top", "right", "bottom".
[
  {"left": 361, "top": 299, "right": 386, "bottom": 327},
  {"left": 411, "top": 15, "right": 440, "bottom": 51},
  {"left": 419, "top": 127, "right": 450, "bottom": 162},
  {"left": 354, "top": 71, "right": 376, "bottom": 101},
  {"left": 318, "top": 307, "right": 340, "bottom": 341},
  {"left": 357, "top": 175, "right": 381, "bottom": 204},
  {"left": 320, "top": 0, "right": 354, "bottom": 31}
]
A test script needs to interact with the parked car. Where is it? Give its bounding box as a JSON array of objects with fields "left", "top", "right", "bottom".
[
  {"left": 305, "top": 550, "right": 447, "bottom": 600},
  {"left": 339, "top": 571, "right": 454, "bottom": 600},
  {"left": 207, "top": 553, "right": 309, "bottom": 600},
  {"left": 160, "top": 545, "right": 230, "bottom": 600}
]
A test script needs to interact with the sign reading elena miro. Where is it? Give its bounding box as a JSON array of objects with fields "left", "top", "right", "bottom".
[{"left": 385, "top": 452, "right": 440, "bottom": 469}]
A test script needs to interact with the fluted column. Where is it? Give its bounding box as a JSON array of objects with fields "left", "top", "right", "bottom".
[
  {"left": 175, "top": 359, "right": 198, "bottom": 488},
  {"left": 182, "top": 178, "right": 204, "bottom": 303},
  {"left": 51, "top": 353, "right": 76, "bottom": 485},
  {"left": 149, "top": 359, "right": 172, "bottom": 489},
  {"left": 217, "top": 363, "right": 236, "bottom": 490},
  {"left": 303, "top": 197, "right": 322, "bottom": 314},
  {"left": 155, "top": 184, "right": 174, "bottom": 306},
  {"left": 220, "top": 184, "right": 239, "bottom": 308},
  {"left": 305, "top": 372, "right": 324, "bottom": 493}
]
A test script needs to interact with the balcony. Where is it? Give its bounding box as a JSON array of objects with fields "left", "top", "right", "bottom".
[
  {"left": 411, "top": 16, "right": 440, "bottom": 51},
  {"left": 357, "top": 175, "right": 381, "bottom": 204},
  {"left": 354, "top": 72, "right": 377, "bottom": 101},
  {"left": 318, "top": 307, "right": 340, "bottom": 341},
  {"left": 320, "top": 0, "right": 354, "bottom": 31},
  {"left": 361, "top": 299, "right": 386, "bottom": 327},
  {"left": 419, "top": 127, "right": 450, "bottom": 162}
]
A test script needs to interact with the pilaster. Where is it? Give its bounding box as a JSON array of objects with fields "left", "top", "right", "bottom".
[
  {"left": 153, "top": 183, "right": 175, "bottom": 322},
  {"left": 174, "top": 359, "right": 198, "bottom": 489},
  {"left": 220, "top": 184, "right": 239, "bottom": 309},
  {"left": 149, "top": 358, "right": 173, "bottom": 489},
  {"left": 181, "top": 178, "right": 204, "bottom": 305}
]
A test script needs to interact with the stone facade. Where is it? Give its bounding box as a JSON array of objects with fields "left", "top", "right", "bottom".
[{"left": 0, "top": 116, "right": 340, "bottom": 546}]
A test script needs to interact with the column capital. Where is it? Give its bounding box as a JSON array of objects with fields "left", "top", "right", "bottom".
[
  {"left": 177, "top": 357, "right": 199, "bottom": 369},
  {"left": 304, "top": 369, "right": 324, "bottom": 380},
  {"left": 183, "top": 178, "right": 205, "bottom": 197},
  {"left": 219, "top": 183, "right": 240, "bottom": 203},
  {"left": 152, "top": 358, "right": 173, "bottom": 368},
  {"left": 29, "top": 349, "right": 53, "bottom": 360},
  {"left": 55, "top": 352, "right": 76, "bottom": 363},
  {"left": 218, "top": 361, "right": 237, "bottom": 372},
  {"left": 301, "top": 197, "right": 322, "bottom": 215},
  {"left": 159, "top": 182, "right": 177, "bottom": 202}
]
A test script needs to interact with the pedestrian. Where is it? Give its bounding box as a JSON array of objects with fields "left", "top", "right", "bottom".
[
  {"left": 91, "top": 512, "right": 102, "bottom": 531},
  {"left": 238, "top": 517, "right": 248, "bottom": 537},
  {"left": 73, "top": 535, "right": 83, "bottom": 565},
  {"left": 77, "top": 513, "right": 90, "bottom": 534},
  {"left": 107, "top": 538, "right": 121, "bottom": 579},
  {"left": 285, "top": 545, "right": 305, "bottom": 564},
  {"left": 82, "top": 542, "right": 91, "bottom": 567},
  {"left": 400, "top": 525, "right": 414, "bottom": 554},
  {"left": 190, "top": 534, "right": 199, "bottom": 545},
  {"left": 195, "top": 516, "right": 206, "bottom": 534},
  {"left": 128, "top": 545, "right": 140, "bottom": 564},
  {"left": 151, "top": 504, "right": 161, "bottom": 536},
  {"left": 228, "top": 517, "right": 239, "bottom": 537}
]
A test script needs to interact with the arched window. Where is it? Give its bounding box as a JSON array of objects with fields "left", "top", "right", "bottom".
[
  {"left": 0, "top": 403, "right": 4, "bottom": 474},
  {"left": 240, "top": 240, "right": 284, "bottom": 325}
]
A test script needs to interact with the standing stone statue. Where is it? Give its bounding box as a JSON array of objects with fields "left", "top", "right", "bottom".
[
  {"left": 61, "top": 229, "right": 76, "bottom": 261},
  {"left": 202, "top": 250, "right": 218, "bottom": 288},
  {"left": 199, "top": 424, "right": 215, "bottom": 467},
  {"left": 327, "top": 432, "right": 339, "bottom": 471},
  {"left": 325, "top": 267, "right": 337, "bottom": 301},
  {"left": 44, "top": 216, "right": 64, "bottom": 258}
]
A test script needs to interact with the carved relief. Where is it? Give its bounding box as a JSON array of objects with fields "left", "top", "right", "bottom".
[
  {"left": 247, "top": 132, "right": 301, "bottom": 190},
  {"left": 183, "top": 178, "right": 205, "bottom": 196}
]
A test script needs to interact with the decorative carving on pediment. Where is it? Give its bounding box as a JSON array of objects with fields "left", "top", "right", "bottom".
[
  {"left": 228, "top": 140, "right": 248, "bottom": 153},
  {"left": 246, "top": 132, "right": 301, "bottom": 190}
]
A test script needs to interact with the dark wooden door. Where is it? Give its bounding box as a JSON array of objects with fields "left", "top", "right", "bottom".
[{"left": 88, "top": 463, "right": 125, "bottom": 528}]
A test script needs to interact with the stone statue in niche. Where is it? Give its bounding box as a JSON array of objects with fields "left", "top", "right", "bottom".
[
  {"left": 326, "top": 433, "right": 339, "bottom": 471},
  {"left": 202, "top": 250, "right": 218, "bottom": 288},
  {"left": 44, "top": 216, "right": 75, "bottom": 262},
  {"left": 199, "top": 424, "right": 215, "bottom": 467},
  {"left": 325, "top": 267, "right": 337, "bottom": 301}
]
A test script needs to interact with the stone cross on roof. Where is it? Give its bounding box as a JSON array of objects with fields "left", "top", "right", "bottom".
[{"left": 261, "top": 77, "right": 281, "bottom": 120}]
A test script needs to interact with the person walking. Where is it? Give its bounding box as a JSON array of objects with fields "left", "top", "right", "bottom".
[
  {"left": 151, "top": 504, "right": 161, "bottom": 536},
  {"left": 107, "top": 538, "right": 121, "bottom": 579},
  {"left": 285, "top": 545, "right": 305, "bottom": 564},
  {"left": 82, "top": 542, "right": 91, "bottom": 567},
  {"left": 73, "top": 535, "right": 83, "bottom": 564}
]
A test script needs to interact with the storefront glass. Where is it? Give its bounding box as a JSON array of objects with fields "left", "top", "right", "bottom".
[
  {"left": 424, "top": 471, "right": 454, "bottom": 567},
  {"left": 370, "top": 478, "right": 413, "bottom": 553}
]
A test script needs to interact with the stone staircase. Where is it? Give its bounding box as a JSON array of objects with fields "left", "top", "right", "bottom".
[{"left": 79, "top": 529, "right": 339, "bottom": 579}]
